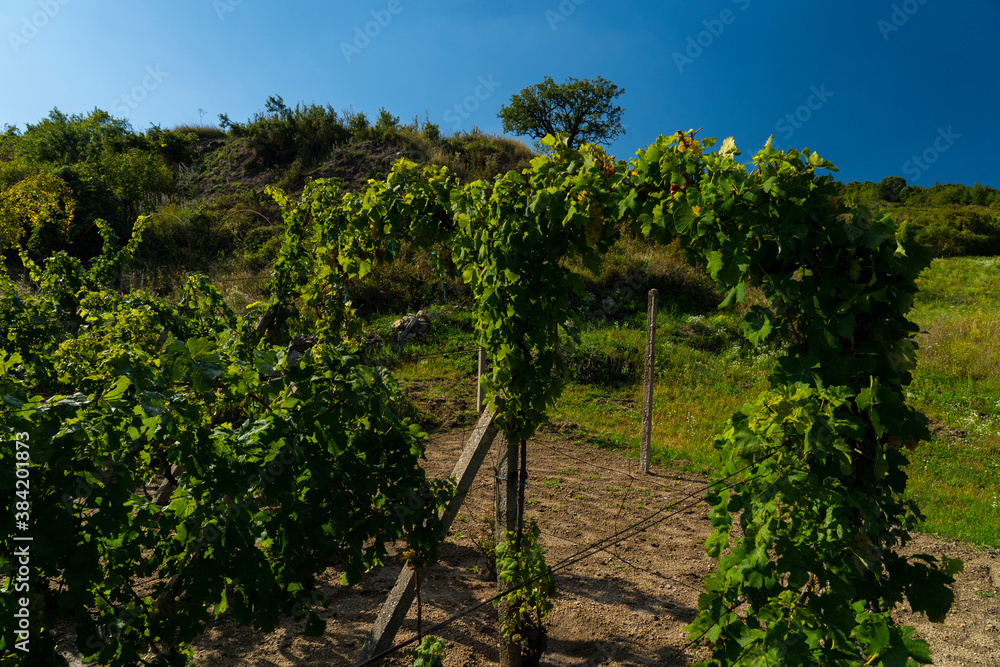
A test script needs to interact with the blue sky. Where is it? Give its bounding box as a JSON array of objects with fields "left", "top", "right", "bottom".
[{"left": 1, "top": 0, "right": 997, "bottom": 187}]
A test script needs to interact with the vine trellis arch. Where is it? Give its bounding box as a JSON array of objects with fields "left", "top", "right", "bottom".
[
  {"left": 271, "top": 130, "right": 960, "bottom": 665},
  {"left": 0, "top": 129, "right": 960, "bottom": 666}
]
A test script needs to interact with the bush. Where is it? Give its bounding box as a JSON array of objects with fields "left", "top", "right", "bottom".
[
  {"left": 0, "top": 157, "right": 36, "bottom": 191},
  {"left": 900, "top": 207, "right": 1000, "bottom": 257},
  {"left": 423, "top": 121, "right": 441, "bottom": 142},
  {"left": 171, "top": 124, "right": 227, "bottom": 140},
  {"left": 220, "top": 96, "right": 350, "bottom": 167},
  {"left": 17, "top": 108, "right": 141, "bottom": 166},
  {"left": 566, "top": 338, "right": 641, "bottom": 387},
  {"left": 146, "top": 125, "right": 198, "bottom": 164},
  {"left": 432, "top": 129, "right": 534, "bottom": 183},
  {"left": 0, "top": 171, "right": 77, "bottom": 254},
  {"left": 409, "top": 636, "right": 446, "bottom": 667},
  {"left": 347, "top": 109, "right": 370, "bottom": 138},
  {"left": 2, "top": 109, "right": 178, "bottom": 258},
  {"left": 495, "top": 520, "right": 554, "bottom": 665},
  {"left": 376, "top": 107, "right": 399, "bottom": 132}
]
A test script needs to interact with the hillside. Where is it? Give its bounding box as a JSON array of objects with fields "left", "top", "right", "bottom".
[
  {"left": 3, "top": 101, "right": 999, "bottom": 295},
  {"left": 0, "top": 99, "right": 535, "bottom": 291}
]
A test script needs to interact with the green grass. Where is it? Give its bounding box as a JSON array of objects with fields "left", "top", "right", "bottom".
[
  {"left": 905, "top": 256, "right": 1000, "bottom": 545},
  {"left": 551, "top": 254, "right": 1000, "bottom": 546},
  {"left": 551, "top": 309, "right": 775, "bottom": 473}
]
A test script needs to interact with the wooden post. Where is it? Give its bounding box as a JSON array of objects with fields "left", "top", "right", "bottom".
[
  {"left": 477, "top": 346, "right": 486, "bottom": 413},
  {"left": 354, "top": 409, "right": 500, "bottom": 666},
  {"left": 495, "top": 432, "right": 522, "bottom": 667},
  {"left": 640, "top": 289, "right": 658, "bottom": 474}
]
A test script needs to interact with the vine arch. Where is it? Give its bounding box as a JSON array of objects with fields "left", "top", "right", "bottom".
[
  {"left": 274, "top": 130, "right": 959, "bottom": 665},
  {"left": 0, "top": 129, "right": 960, "bottom": 666}
]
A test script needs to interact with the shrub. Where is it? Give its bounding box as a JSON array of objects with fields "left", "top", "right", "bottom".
[
  {"left": 16, "top": 108, "right": 140, "bottom": 166},
  {"left": 376, "top": 107, "right": 400, "bottom": 132},
  {"left": 900, "top": 206, "right": 1000, "bottom": 257},
  {"left": 495, "top": 520, "right": 554, "bottom": 664},
  {"left": 0, "top": 157, "right": 36, "bottom": 191},
  {"left": 170, "top": 124, "right": 228, "bottom": 140},
  {"left": 409, "top": 636, "right": 446, "bottom": 667},
  {"left": 423, "top": 121, "right": 441, "bottom": 142},
  {"left": 0, "top": 171, "right": 77, "bottom": 254},
  {"left": 566, "top": 338, "right": 641, "bottom": 387},
  {"left": 146, "top": 125, "right": 199, "bottom": 164},
  {"left": 347, "top": 109, "right": 370, "bottom": 138},
  {"left": 220, "top": 96, "right": 350, "bottom": 166}
]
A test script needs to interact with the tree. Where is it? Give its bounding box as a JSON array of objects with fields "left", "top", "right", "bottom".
[
  {"left": 497, "top": 76, "right": 625, "bottom": 149},
  {"left": 17, "top": 108, "right": 139, "bottom": 166},
  {"left": 877, "top": 176, "right": 907, "bottom": 203}
]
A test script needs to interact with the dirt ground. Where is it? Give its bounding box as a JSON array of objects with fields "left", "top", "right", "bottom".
[{"left": 56, "top": 422, "right": 1000, "bottom": 666}]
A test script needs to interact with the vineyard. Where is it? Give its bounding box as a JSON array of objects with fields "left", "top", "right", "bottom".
[{"left": 1, "top": 131, "right": 968, "bottom": 665}]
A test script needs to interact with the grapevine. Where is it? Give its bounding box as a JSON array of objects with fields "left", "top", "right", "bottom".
[
  {"left": 0, "top": 216, "right": 453, "bottom": 665},
  {"left": 0, "top": 127, "right": 960, "bottom": 666}
]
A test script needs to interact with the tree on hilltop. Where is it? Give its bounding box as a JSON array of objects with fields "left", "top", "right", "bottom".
[{"left": 497, "top": 76, "right": 625, "bottom": 149}]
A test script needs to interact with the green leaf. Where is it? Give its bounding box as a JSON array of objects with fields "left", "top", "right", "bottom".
[
  {"left": 2, "top": 394, "right": 24, "bottom": 409},
  {"left": 743, "top": 307, "right": 774, "bottom": 346},
  {"left": 674, "top": 204, "right": 696, "bottom": 234},
  {"left": 719, "top": 281, "right": 746, "bottom": 309},
  {"left": 215, "top": 589, "right": 229, "bottom": 617},
  {"left": 899, "top": 625, "right": 933, "bottom": 664},
  {"left": 103, "top": 376, "right": 131, "bottom": 402},
  {"left": 706, "top": 250, "right": 724, "bottom": 280}
]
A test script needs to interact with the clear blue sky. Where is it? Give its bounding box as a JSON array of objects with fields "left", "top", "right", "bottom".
[{"left": 1, "top": 0, "right": 997, "bottom": 187}]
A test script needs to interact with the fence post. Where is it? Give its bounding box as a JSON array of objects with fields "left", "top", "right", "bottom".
[
  {"left": 495, "top": 432, "right": 522, "bottom": 667},
  {"left": 477, "top": 346, "right": 486, "bottom": 413},
  {"left": 640, "top": 289, "right": 658, "bottom": 474}
]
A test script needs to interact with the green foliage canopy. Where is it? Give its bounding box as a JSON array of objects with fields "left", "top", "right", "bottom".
[
  {"left": 497, "top": 76, "right": 625, "bottom": 149},
  {"left": 0, "top": 218, "right": 454, "bottom": 665},
  {"left": 0, "top": 171, "right": 76, "bottom": 253}
]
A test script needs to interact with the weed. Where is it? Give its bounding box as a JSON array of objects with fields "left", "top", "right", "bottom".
[{"left": 469, "top": 515, "right": 497, "bottom": 580}]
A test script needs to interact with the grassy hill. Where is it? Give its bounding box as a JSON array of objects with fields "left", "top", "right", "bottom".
[{"left": 1, "top": 99, "right": 534, "bottom": 296}]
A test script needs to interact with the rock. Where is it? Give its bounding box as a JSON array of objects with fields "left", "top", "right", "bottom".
[
  {"left": 287, "top": 335, "right": 318, "bottom": 366},
  {"left": 392, "top": 312, "right": 432, "bottom": 344}
]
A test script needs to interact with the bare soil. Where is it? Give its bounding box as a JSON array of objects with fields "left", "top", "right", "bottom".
[{"left": 84, "top": 422, "right": 993, "bottom": 667}]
